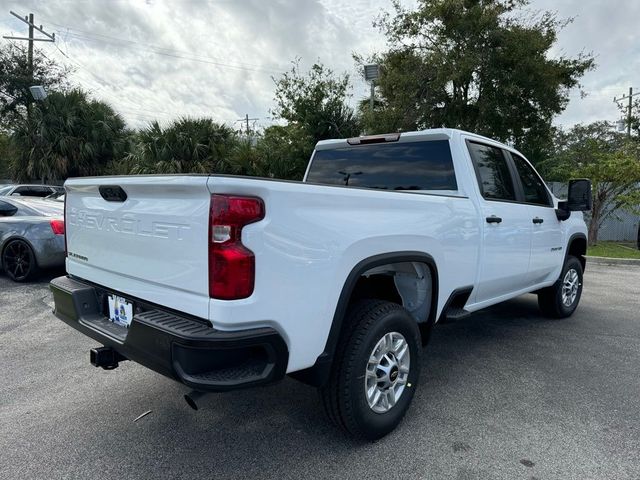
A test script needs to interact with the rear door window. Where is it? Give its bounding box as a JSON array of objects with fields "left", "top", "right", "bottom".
[
  {"left": 467, "top": 142, "right": 516, "bottom": 201},
  {"left": 306, "top": 140, "right": 458, "bottom": 191}
]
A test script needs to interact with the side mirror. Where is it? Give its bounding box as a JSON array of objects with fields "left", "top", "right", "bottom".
[
  {"left": 555, "top": 179, "right": 592, "bottom": 221},
  {"left": 567, "top": 179, "right": 592, "bottom": 211},
  {"left": 0, "top": 202, "right": 18, "bottom": 217}
]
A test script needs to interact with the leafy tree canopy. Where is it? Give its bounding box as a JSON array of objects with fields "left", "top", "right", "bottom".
[
  {"left": 0, "top": 42, "right": 72, "bottom": 130},
  {"left": 11, "top": 88, "right": 127, "bottom": 182},
  {"left": 543, "top": 121, "right": 640, "bottom": 244},
  {"left": 0, "top": 131, "right": 11, "bottom": 179},
  {"left": 272, "top": 62, "right": 361, "bottom": 145},
  {"left": 359, "top": 0, "right": 594, "bottom": 164}
]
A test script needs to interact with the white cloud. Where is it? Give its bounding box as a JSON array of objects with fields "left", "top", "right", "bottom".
[{"left": 0, "top": 0, "right": 636, "bottom": 131}]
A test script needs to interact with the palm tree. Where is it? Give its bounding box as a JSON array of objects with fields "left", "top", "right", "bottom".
[
  {"left": 127, "top": 117, "right": 238, "bottom": 174},
  {"left": 11, "top": 89, "right": 126, "bottom": 182}
]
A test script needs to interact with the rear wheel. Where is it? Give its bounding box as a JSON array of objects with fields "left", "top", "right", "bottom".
[
  {"left": 538, "top": 255, "right": 583, "bottom": 318},
  {"left": 2, "top": 239, "right": 38, "bottom": 282},
  {"left": 319, "top": 300, "right": 421, "bottom": 440}
]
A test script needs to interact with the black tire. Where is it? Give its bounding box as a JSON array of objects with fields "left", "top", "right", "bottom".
[
  {"left": 319, "top": 299, "right": 421, "bottom": 440},
  {"left": 2, "top": 239, "right": 38, "bottom": 282},
  {"left": 538, "top": 255, "right": 583, "bottom": 318}
]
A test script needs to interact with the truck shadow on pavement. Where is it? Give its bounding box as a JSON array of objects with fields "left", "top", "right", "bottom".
[{"left": 37, "top": 294, "right": 574, "bottom": 478}]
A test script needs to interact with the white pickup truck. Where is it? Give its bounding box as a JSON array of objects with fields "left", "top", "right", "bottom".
[{"left": 50, "top": 128, "right": 591, "bottom": 439}]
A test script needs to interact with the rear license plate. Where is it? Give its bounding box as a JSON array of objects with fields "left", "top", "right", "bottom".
[{"left": 107, "top": 295, "right": 134, "bottom": 328}]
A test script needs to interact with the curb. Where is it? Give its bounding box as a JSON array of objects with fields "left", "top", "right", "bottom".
[{"left": 586, "top": 255, "right": 640, "bottom": 266}]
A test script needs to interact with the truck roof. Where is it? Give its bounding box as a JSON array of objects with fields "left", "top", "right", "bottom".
[{"left": 314, "top": 128, "right": 513, "bottom": 152}]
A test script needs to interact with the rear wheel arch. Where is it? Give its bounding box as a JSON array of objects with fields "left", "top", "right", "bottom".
[{"left": 291, "top": 252, "right": 439, "bottom": 387}]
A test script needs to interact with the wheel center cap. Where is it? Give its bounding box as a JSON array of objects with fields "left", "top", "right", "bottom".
[{"left": 390, "top": 366, "right": 399, "bottom": 382}]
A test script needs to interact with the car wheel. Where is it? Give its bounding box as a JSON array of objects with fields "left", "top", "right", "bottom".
[
  {"left": 319, "top": 299, "right": 421, "bottom": 440},
  {"left": 2, "top": 239, "right": 38, "bottom": 282},
  {"left": 538, "top": 255, "right": 583, "bottom": 318}
]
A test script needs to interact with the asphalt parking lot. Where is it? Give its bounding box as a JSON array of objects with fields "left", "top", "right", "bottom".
[{"left": 1, "top": 263, "right": 639, "bottom": 480}]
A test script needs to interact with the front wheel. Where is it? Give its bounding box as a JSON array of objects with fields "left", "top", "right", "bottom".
[
  {"left": 538, "top": 255, "right": 583, "bottom": 318},
  {"left": 319, "top": 300, "right": 421, "bottom": 440}
]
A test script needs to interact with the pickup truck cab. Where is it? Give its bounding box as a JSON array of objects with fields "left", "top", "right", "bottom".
[{"left": 50, "top": 128, "right": 591, "bottom": 439}]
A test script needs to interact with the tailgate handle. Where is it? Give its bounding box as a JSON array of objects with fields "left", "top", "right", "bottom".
[{"left": 99, "top": 185, "right": 127, "bottom": 202}]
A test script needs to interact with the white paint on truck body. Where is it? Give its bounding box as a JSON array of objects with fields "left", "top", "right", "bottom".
[{"left": 64, "top": 128, "right": 587, "bottom": 374}]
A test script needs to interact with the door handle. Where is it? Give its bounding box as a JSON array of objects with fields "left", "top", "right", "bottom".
[
  {"left": 486, "top": 215, "right": 502, "bottom": 224},
  {"left": 532, "top": 217, "right": 544, "bottom": 224}
]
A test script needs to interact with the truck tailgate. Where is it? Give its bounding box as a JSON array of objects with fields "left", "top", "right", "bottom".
[{"left": 65, "top": 175, "right": 211, "bottom": 318}]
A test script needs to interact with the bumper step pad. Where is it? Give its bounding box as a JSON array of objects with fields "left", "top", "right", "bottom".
[{"left": 50, "top": 275, "right": 288, "bottom": 392}]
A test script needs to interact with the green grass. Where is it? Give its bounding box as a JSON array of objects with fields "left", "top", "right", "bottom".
[{"left": 587, "top": 241, "right": 640, "bottom": 259}]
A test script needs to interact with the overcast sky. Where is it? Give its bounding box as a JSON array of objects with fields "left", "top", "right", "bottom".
[{"left": 1, "top": 0, "right": 637, "bottom": 131}]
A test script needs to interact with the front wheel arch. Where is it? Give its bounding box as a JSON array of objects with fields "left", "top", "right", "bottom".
[{"left": 566, "top": 233, "right": 587, "bottom": 270}]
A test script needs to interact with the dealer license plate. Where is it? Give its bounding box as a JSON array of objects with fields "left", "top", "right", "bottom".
[{"left": 107, "top": 295, "right": 134, "bottom": 328}]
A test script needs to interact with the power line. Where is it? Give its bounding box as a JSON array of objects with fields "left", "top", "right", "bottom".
[
  {"left": 36, "top": 17, "right": 286, "bottom": 75},
  {"left": 59, "top": 31, "right": 285, "bottom": 75},
  {"left": 51, "top": 25, "right": 285, "bottom": 73},
  {"left": 38, "top": 15, "right": 275, "bottom": 65}
]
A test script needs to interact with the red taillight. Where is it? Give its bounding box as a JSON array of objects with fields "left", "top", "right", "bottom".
[
  {"left": 209, "top": 194, "right": 264, "bottom": 300},
  {"left": 50, "top": 219, "right": 65, "bottom": 235}
]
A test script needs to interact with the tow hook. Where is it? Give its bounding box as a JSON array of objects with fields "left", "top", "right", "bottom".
[{"left": 90, "top": 347, "right": 127, "bottom": 370}]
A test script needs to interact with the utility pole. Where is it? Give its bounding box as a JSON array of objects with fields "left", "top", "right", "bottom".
[
  {"left": 3, "top": 11, "right": 56, "bottom": 119},
  {"left": 236, "top": 114, "right": 259, "bottom": 136},
  {"left": 614, "top": 87, "right": 640, "bottom": 139}
]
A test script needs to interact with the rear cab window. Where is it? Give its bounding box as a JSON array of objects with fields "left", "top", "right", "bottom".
[{"left": 306, "top": 140, "right": 458, "bottom": 192}]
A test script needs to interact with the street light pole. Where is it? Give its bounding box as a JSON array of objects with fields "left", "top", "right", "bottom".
[
  {"left": 370, "top": 82, "right": 375, "bottom": 111},
  {"left": 364, "top": 64, "right": 380, "bottom": 115}
]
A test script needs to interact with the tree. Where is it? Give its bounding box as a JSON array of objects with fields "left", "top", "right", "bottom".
[
  {"left": 615, "top": 95, "right": 640, "bottom": 138},
  {"left": 0, "top": 42, "right": 71, "bottom": 130},
  {"left": 544, "top": 122, "right": 640, "bottom": 245},
  {"left": 360, "top": 0, "right": 594, "bottom": 164},
  {"left": 0, "top": 132, "right": 11, "bottom": 179},
  {"left": 10, "top": 88, "right": 127, "bottom": 182},
  {"left": 126, "top": 117, "right": 237, "bottom": 174},
  {"left": 256, "top": 124, "right": 314, "bottom": 179},
  {"left": 224, "top": 125, "right": 314, "bottom": 180},
  {"left": 272, "top": 62, "right": 361, "bottom": 148}
]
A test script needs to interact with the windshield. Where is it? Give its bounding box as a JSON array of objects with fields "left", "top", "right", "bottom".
[{"left": 0, "top": 186, "right": 12, "bottom": 195}]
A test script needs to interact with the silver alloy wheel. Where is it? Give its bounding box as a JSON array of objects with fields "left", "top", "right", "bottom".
[
  {"left": 561, "top": 268, "right": 580, "bottom": 307},
  {"left": 365, "top": 331, "right": 410, "bottom": 414}
]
